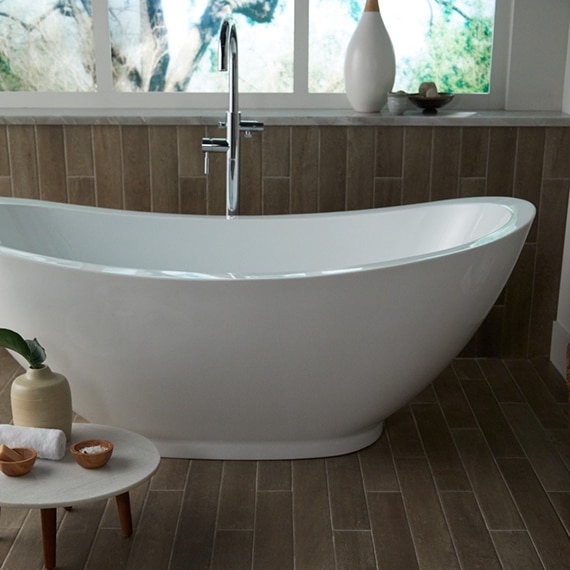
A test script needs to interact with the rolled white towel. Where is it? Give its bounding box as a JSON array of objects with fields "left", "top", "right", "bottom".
[{"left": 0, "top": 424, "right": 66, "bottom": 460}]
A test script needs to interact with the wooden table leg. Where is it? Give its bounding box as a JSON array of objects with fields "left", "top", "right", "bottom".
[
  {"left": 115, "top": 492, "right": 133, "bottom": 537},
  {"left": 40, "top": 508, "right": 57, "bottom": 570}
]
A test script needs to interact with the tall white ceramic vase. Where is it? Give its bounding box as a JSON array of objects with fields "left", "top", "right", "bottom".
[{"left": 344, "top": 0, "right": 396, "bottom": 113}]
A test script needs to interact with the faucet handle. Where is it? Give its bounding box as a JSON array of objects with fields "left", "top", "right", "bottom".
[{"left": 240, "top": 120, "right": 264, "bottom": 135}]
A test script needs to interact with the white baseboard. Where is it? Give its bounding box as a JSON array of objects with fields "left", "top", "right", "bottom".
[{"left": 550, "top": 320, "right": 570, "bottom": 376}]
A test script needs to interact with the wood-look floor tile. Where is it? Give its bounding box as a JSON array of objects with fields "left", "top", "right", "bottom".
[
  {"left": 386, "top": 405, "right": 424, "bottom": 458},
  {"left": 502, "top": 403, "right": 570, "bottom": 491},
  {"left": 358, "top": 433, "right": 399, "bottom": 492},
  {"left": 440, "top": 492, "right": 502, "bottom": 570},
  {"left": 548, "top": 492, "right": 570, "bottom": 534},
  {"left": 170, "top": 460, "right": 222, "bottom": 570},
  {"left": 368, "top": 492, "right": 419, "bottom": 569},
  {"left": 126, "top": 490, "right": 182, "bottom": 570},
  {"left": 56, "top": 501, "right": 107, "bottom": 569},
  {"left": 150, "top": 458, "right": 189, "bottom": 490},
  {"left": 478, "top": 358, "right": 525, "bottom": 402},
  {"left": 460, "top": 379, "right": 524, "bottom": 457},
  {"left": 491, "top": 531, "right": 544, "bottom": 570},
  {"left": 498, "top": 457, "right": 570, "bottom": 568},
  {"left": 531, "top": 357, "right": 568, "bottom": 403},
  {"left": 292, "top": 459, "right": 335, "bottom": 570},
  {"left": 85, "top": 528, "right": 132, "bottom": 569},
  {"left": 211, "top": 530, "right": 253, "bottom": 570},
  {"left": 2, "top": 510, "right": 46, "bottom": 570},
  {"left": 217, "top": 461, "right": 256, "bottom": 530},
  {"left": 395, "top": 457, "right": 461, "bottom": 569},
  {"left": 326, "top": 454, "right": 369, "bottom": 530},
  {"left": 257, "top": 460, "right": 291, "bottom": 491},
  {"left": 452, "top": 429, "right": 523, "bottom": 530},
  {"left": 99, "top": 481, "right": 150, "bottom": 531},
  {"left": 412, "top": 403, "right": 470, "bottom": 490},
  {"left": 432, "top": 365, "right": 478, "bottom": 428},
  {"left": 334, "top": 530, "right": 376, "bottom": 570},
  {"left": 452, "top": 359, "right": 484, "bottom": 380},
  {"left": 253, "top": 491, "right": 293, "bottom": 570},
  {"left": 504, "top": 359, "right": 568, "bottom": 429}
]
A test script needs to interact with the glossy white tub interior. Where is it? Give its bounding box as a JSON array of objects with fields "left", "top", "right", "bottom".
[{"left": 0, "top": 197, "right": 535, "bottom": 459}]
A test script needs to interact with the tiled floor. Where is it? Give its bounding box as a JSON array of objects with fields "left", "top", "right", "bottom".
[{"left": 0, "top": 350, "right": 569, "bottom": 569}]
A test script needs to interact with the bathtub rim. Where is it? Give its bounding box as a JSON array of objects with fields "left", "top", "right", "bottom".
[{"left": 0, "top": 196, "right": 536, "bottom": 281}]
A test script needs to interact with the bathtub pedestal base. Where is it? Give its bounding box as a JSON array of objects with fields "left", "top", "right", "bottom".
[{"left": 152, "top": 421, "right": 385, "bottom": 460}]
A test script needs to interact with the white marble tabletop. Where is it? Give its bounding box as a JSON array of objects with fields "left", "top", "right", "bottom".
[{"left": 0, "top": 423, "right": 160, "bottom": 509}]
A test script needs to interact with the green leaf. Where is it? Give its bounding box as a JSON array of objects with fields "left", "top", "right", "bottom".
[{"left": 0, "top": 328, "right": 46, "bottom": 368}]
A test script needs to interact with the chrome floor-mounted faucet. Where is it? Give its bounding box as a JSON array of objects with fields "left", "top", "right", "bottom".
[{"left": 201, "top": 19, "right": 264, "bottom": 218}]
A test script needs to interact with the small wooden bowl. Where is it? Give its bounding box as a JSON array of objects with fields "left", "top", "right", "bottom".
[
  {"left": 0, "top": 447, "right": 37, "bottom": 477},
  {"left": 70, "top": 439, "right": 113, "bottom": 469}
]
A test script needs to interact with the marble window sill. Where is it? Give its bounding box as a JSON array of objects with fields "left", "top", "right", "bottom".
[{"left": 1, "top": 108, "right": 569, "bottom": 127}]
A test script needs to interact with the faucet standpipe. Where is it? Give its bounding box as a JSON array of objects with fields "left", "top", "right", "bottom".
[{"left": 200, "top": 19, "right": 264, "bottom": 218}]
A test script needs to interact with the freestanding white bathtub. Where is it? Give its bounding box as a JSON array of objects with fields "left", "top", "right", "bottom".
[{"left": 0, "top": 196, "right": 534, "bottom": 459}]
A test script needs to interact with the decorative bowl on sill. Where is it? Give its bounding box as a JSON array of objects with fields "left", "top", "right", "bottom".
[
  {"left": 70, "top": 439, "right": 113, "bottom": 469},
  {"left": 408, "top": 93, "right": 454, "bottom": 114},
  {"left": 0, "top": 447, "right": 37, "bottom": 477}
]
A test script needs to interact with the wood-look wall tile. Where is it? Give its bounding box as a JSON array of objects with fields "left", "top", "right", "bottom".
[
  {"left": 240, "top": 132, "right": 263, "bottom": 215},
  {"left": 149, "top": 126, "right": 178, "bottom": 213},
  {"left": 211, "top": 530, "right": 253, "bottom": 570},
  {"left": 37, "top": 126, "right": 67, "bottom": 202},
  {"left": 402, "top": 127, "right": 432, "bottom": 204},
  {"left": 502, "top": 403, "right": 570, "bottom": 491},
  {"left": 412, "top": 403, "right": 470, "bottom": 490},
  {"left": 502, "top": 243, "right": 536, "bottom": 357},
  {"left": 291, "top": 126, "right": 319, "bottom": 213},
  {"left": 395, "top": 457, "right": 461, "bottom": 569},
  {"left": 368, "top": 493, "right": 419, "bottom": 569},
  {"left": 431, "top": 127, "right": 460, "bottom": 201},
  {"left": 206, "top": 149, "right": 226, "bottom": 215},
  {"left": 514, "top": 128, "right": 545, "bottom": 241},
  {"left": 386, "top": 405, "right": 424, "bottom": 458},
  {"left": 263, "top": 177, "right": 290, "bottom": 214},
  {"left": 478, "top": 358, "right": 525, "bottom": 402},
  {"left": 0, "top": 126, "right": 9, "bottom": 176},
  {"left": 257, "top": 460, "right": 291, "bottom": 491},
  {"left": 375, "top": 126, "right": 403, "bottom": 177},
  {"left": 486, "top": 128, "right": 517, "bottom": 196},
  {"left": 180, "top": 176, "right": 207, "bottom": 214},
  {"left": 490, "top": 531, "right": 544, "bottom": 570},
  {"left": 263, "top": 126, "right": 290, "bottom": 177},
  {"left": 178, "top": 125, "right": 206, "bottom": 177},
  {"left": 93, "top": 125, "right": 123, "bottom": 209},
  {"left": 253, "top": 492, "right": 293, "bottom": 570},
  {"left": 432, "top": 365, "right": 478, "bottom": 429},
  {"left": 122, "top": 126, "right": 151, "bottom": 212},
  {"left": 373, "top": 177, "right": 401, "bottom": 207},
  {"left": 347, "top": 126, "right": 375, "bottom": 210},
  {"left": 503, "top": 359, "right": 568, "bottom": 429},
  {"left": 334, "top": 531, "right": 376, "bottom": 570},
  {"left": 459, "top": 177, "right": 486, "bottom": 197},
  {"left": 460, "top": 378, "right": 524, "bottom": 457},
  {"left": 440, "top": 492, "right": 502, "bottom": 570},
  {"left": 8, "top": 125, "right": 39, "bottom": 199},
  {"left": 0, "top": 177, "right": 12, "bottom": 196},
  {"left": 544, "top": 127, "right": 570, "bottom": 178},
  {"left": 358, "top": 433, "right": 399, "bottom": 492},
  {"left": 460, "top": 127, "right": 489, "bottom": 177},
  {"left": 452, "top": 429, "right": 523, "bottom": 530},
  {"left": 327, "top": 453, "right": 369, "bottom": 530},
  {"left": 292, "top": 459, "right": 335, "bottom": 570},
  {"left": 217, "top": 461, "right": 256, "bottom": 530},
  {"left": 498, "top": 457, "right": 570, "bottom": 568},
  {"left": 529, "top": 179, "right": 570, "bottom": 356},
  {"left": 68, "top": 177, "right": 96, "bottom": 206},
  {"left": 319, "top": 127, "right": 346, "bottom": 212},
  {"left": 170, "top": 460, "right": 222, "bottom": 569},
  {"left": 64, "top": 125, "right": 93, "bottom": 177}
]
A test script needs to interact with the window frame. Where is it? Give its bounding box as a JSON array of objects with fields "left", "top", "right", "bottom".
[{"left": 0, "top": 0, "right": 508, "bottom": 111}]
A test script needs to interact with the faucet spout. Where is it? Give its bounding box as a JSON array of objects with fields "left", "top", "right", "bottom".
[{"left": 201, "top": 18, "right": 264, "bottom": 219}]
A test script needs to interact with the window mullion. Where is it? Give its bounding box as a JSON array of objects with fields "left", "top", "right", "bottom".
[
  {"left": 294, "top": 0, "right": 309, "bottom": 96},
  {"left": 92, "top": 0, "right": 113, "bottom": 93}
]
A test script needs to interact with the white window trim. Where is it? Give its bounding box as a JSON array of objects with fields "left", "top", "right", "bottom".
[{"left": 0, "top": 0, "right": 562, "bottom": 113}]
